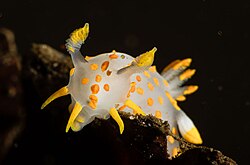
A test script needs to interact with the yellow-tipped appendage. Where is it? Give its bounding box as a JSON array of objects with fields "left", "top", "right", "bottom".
[
  {"left": 124, "top": 99, "right": 146, "bottom": 116},
  {"left": 184, "top": 85, "right": 199, "bottom": 95},
  {"left": 135, "top": 47, "right": 157, "bottom": 67},
  {"left": 41, "top": 86, "right": 69, "bottom": 109},
  {"left": 110, "top": 99, "right": 147, "bottom": 134},
  {"left": 66, "top": 102, "right": 83, "bottom": 132},
  {"left": 176, "top": 95, "right": 186, "bottom": 101},
  {"left": 162, "top": 59, "right": 181, "bottom": 73},
  {"left": 179, "top": 69, "right": 196, "bottom": 81},
  {"left": 173, "top": 58, "right": 192, "bottom": 70},
  {"left": 183, "top": 126, "right": 203, "bottom": 144},
  {"left": 109, "top": 108, "right": 124, "bottom": 134}
]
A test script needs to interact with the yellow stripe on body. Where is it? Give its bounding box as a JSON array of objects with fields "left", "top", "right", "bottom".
[{"left": 165, "top": 92, "right": 181, "bottom": 110}]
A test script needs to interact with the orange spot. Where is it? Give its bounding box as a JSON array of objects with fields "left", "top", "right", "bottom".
[
  {"left": 136, "top": 75, "right": 141, "bottom": 82},
  {"left": 147, "top": 98, "right": 154, "bottom": 106},
  {"left": 155, "top": 110, "right": 162, "bottom": 119},
  {"left": 149, "top": 66, "right": 156, "bottom": 72},
  {"left": 168, "top": 136, "right": 175, "bottom": 144},
  {"left": 95, "top": 75, "right": 102, "bottom": 82},
  {"left": 136, "top": 87, "right": 144, "bottom": 95},
  {"left": 130, "top": 85, "right": 135, "bottom": 93},
  {"left": 106, "top": 70, "right": 112, "bottom": 76},
  {"left": 88, "top": 101, "right": 96, "bottom": 109},
  {"left": 127, "top": 92, "right": 131, "bottom": 98},
  {"left": 144, "top": 71, "right": 151, "bottom": 78},
  {"left": 118, "top": 105, "right": 126, "bottom": 111},
  {"left": 131, "top": 82, "right": 136, "bottom": 86},
  {"left": 109, "top": 54, "right": 118, "bottom": 59},
  {"left": 172, "top": 127, "right": 177, "bottom": 135},
  {"left": 88, "top": 94, "right": 98, "bottom": 109},
  {"left": 130, "top": 82, "right": 136, "bottom": 93},
  {"left": 101, "top": 61, "right": 109, "bottom": 72},
  {"left": 90, "top": 63, "right": 98, "bottom": 70},
  {"left": 81, "top": 78, "right": 89, "bottom": 85},
  {"left": 104, "top": 84, "right": 110, "bottom": 91},
  {"left": 91, "top": 84, "right": 100, "bottom": 94},
  {"left": 147, "top": 82, "right": 154, "bottom": 91},
  {"left": 70, "top": 68, "right": 75, "bottom": 76},
  {"left": 89, "top": 95, "right": 98, "bottom": 103},
  {"left": 163, "top": 79, "right": 169, "bottom": 87},
  {"left": 158, "top": 96, "right": 164, "bottom": 105},
  {"left": 153, "top": 77, "right": 159, "bottom": 86},
  {"left": 127, "top": 82, "right": 136, "bottom": 97}
]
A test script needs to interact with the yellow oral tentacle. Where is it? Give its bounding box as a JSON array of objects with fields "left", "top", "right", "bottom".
[
  {"left": 66, "top": 102, "right": 82, "bottom": 132},
  {"left": 41, "top": 86, "right": 69, "bottom": 109},
  {"left": 109, "top": 108, "right": 124, "bottom": 134}
]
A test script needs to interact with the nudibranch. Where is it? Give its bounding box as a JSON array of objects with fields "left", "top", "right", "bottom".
[{"left": 41, "top": 23, "right": 202, "bottom": 158}]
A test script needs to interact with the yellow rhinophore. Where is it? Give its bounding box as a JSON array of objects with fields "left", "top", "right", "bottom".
[{"left": 70, "top": 23, "right": 89, "bottom": 44}]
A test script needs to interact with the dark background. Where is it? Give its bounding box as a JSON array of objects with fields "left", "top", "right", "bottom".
[{"left": 1, "top": 0, "right": 250, "bottom": 164}]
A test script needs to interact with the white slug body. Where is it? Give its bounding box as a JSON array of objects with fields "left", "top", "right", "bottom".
[{"left": 41, "top": 23, "right": 202, "bottom": 158}]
